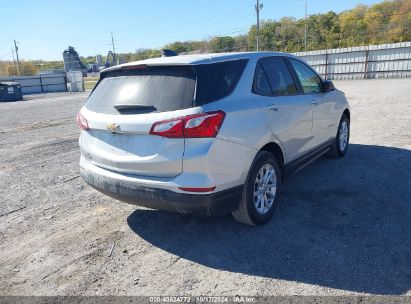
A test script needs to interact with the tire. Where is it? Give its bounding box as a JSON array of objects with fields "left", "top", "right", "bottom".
[
  {"left": 232, "top": 151, "right": 282, "bottom": 226},
  {"left": 326, "top": 114, "right": 350, "bottom": 158}
]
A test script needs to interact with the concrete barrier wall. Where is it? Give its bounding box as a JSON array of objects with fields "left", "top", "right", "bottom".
[
  {"left": 0, "top": 74, "right": 67, "bottom": 94},
  {"left": 294, "top": 42, "right": 411, "bottom": 80}
]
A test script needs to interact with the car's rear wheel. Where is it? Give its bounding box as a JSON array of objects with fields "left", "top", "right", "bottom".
[
  {"left": 327, "top": 114, "right": 350, "bottom": 158},
  {"left": 232, "top": 151, "right": 281, "bottom": 226}
]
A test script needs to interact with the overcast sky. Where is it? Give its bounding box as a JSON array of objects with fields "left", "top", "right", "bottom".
[{"left": 0, "top": 0, "right": 382, "bottom": 61}]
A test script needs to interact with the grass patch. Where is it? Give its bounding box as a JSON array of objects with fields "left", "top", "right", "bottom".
[{"left": 84, "top": 80, "right": 98, "bottom": 90}]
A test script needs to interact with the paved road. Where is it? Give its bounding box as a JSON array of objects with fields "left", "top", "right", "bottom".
[{"left": 0, "top": 80, "right": 410, "bottom": 296}]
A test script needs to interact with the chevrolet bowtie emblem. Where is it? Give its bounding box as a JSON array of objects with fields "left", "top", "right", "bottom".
[{"left": 107, "top": 123, "right": 120, "bottom": 132}]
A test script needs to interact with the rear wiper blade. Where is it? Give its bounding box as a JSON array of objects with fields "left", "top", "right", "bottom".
[{"left": 114, "top": 104, "right": 157, "bottom": 111}]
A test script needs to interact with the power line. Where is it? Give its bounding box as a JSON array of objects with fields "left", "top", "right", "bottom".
[
  {"left": 112, "top": 0, "right": 305, "bottom": 52},
  {"left": 0, "top": 51, "right": 13, "bottom": 59},
  {"left": 0, "top": 40, "right": 11, "bottom": 48},
  {"left": 208, "top": 28, "right": 250, "bottom": 37},
  {"left": 65, "top": 0, "right": 223, "bottom": 41},
  {"left": 62, "top": 0, "right": 297, "bottom": 46},
  {"left": 112, "top": 0, "right": 221, "bottom": 33},
  {"left": 113, "top": 4, "right": 254, "bottom": 45},
  {"left": 115, "top": 11, "right": 253, "bottom": 49},
  {"left": 4, "top": 0, "right": 304, "bottom": 56}
]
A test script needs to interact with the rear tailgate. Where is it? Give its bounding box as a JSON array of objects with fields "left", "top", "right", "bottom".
[{"left": 79, "top": 65, "right": 198, "bottom": 178}]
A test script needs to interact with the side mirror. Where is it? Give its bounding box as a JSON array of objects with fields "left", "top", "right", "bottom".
[{"left": 323, "top": 80, "right": 335, "bottom": 92}]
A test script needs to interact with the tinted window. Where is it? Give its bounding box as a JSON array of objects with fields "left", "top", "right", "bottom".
[
  {"left": 260, "top": 58, "right": 297, "bottom": 96},
  {"left": 253, "top": 62, "right": 272, "bottom": 95},
  {"left": 290, "top": 59, "right": 323, "bottom": 94},
  {"left": 195, "top": 59, "right": 248, "bottom": 104},
  {"left": 86, "top": 66, "right": 195, "bottom": 115}
]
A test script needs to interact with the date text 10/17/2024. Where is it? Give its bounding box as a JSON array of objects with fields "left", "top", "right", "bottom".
[{"left": 149, "top": 296, "right": 256, "bottom": 303}]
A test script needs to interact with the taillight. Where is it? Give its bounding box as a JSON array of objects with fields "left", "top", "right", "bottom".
[
  {"left": 76, "top": 112, "right": 89, "bottom": 130},
  {"left": 184, "top": 111, "right": 225, "bottom": 138},
  {"left": 149, "top": 111, "right": 225, "bottom": 138},
  {"left": 150, "top": 118, "right": 184, "bottom": 138}
]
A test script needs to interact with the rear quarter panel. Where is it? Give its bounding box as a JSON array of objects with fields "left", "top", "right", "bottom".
[{"left": 200, "top": 57, "right": 285, "bottom": 186}]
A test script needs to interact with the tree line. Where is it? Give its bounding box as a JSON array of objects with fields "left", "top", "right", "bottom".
[
  {"left": 163, "top": 0, "right": 411, "bottom": 54},
  {"left": 0, "top": 0, "right": 410, "bottom": 76}
]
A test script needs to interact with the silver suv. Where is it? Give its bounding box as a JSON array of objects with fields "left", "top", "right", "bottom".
[{"left": 78, "top": 52, "right": 350, "bottom": 226}]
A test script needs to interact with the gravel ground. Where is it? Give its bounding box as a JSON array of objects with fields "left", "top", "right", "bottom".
[{"left": 0, "top": 79, "right": 410, "bottom": 296}]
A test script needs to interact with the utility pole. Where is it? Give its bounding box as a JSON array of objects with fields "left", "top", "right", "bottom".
[
  {"left": 255, "top": 0, "right": 263, "bottom": 51},
  {"left": 111, "top": 32, "right": 117, "bottom": 65},
  {"left": 13, "top": 40, "right": 21, "bottom": 75},
  {"left": 11, "top": 47, "right": 17, "bottom": 74},
  {"left": 304, "top": 0, "right": 308, "bottom": 52}
]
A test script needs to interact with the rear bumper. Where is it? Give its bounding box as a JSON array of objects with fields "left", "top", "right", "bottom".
[{"left": 80, "top": 162, "right": 242, "bottom": 216}]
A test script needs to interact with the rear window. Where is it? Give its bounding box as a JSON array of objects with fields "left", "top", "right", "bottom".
[
  {"left": 86, "top": 66, "right": 196, "bottom": 115},
  {"left": 86, "top": 59, "right": 248, "bottom": 115}
]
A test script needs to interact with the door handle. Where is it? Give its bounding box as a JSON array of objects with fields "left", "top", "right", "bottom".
[
  {"left": 267, "top": 104, "right": 279, "bottom": 111},
  {"left": 311, "top": 100, "right": 319, "bottom": 105}
]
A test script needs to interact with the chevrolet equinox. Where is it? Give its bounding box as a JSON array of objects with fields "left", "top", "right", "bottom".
[{"left": 78, "top": 52, "right": 350, "bottom": 226}]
